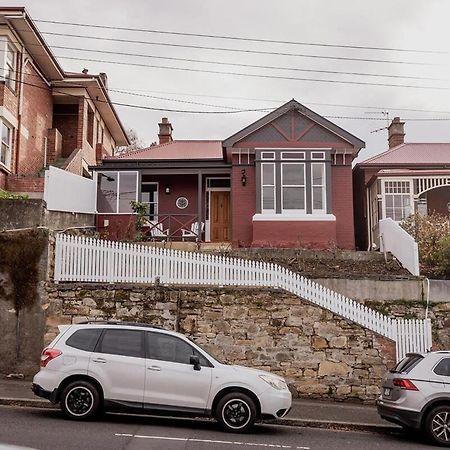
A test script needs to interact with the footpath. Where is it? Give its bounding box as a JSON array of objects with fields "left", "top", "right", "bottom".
[{"left": 0, "top": 379, "right": 399, "bottom": 432}]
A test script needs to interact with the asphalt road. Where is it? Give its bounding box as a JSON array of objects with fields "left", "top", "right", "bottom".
[{"left": 0, "top": 405, "right": 431, "bottom": 450}]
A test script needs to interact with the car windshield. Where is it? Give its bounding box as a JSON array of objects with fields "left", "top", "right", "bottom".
[
  {"left": 187, "top": 338, "right": 226, "bottom": 365},
  {"left": 390, "top": 354, "right": 423, "bottom": 373}
]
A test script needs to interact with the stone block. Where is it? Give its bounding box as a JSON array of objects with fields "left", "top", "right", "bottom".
[
  {"left": 329, "top": 336, "right": 347, "bottom": 348},
  {"left": 312, "top": 336, "right": 328, "bottom": 350},
  {"left": 318, "top": 360, "right": 350, "bottom": 377}
]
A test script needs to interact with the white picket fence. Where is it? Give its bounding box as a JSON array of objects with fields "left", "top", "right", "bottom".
[{"left": 54, "top": 234, "right": 432, "bottom": 361}]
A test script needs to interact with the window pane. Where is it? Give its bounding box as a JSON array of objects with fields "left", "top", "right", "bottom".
[
  {"left": 312, "top": 164, "right": 324, "bottom": 186},
  {"left": 311, "top": 152, "right": 325, "bottom": 160},
  {"left": 262, "top": 186, "right": 275, "bottom": 210},
  {"left": 282, "top": 152, "right": 305, "bottom": 159},
  {"left": 146, "top": 332, "right": 209, "bottom": 366},
  {"left": 283, "top": 187, "right": 305, "bottom": 210},
  {"left": 313, "top": 186, "right": 324, "bottom": 210},
  {"left": 434, "top": 358, "right": 450, "bottom": 376},
  {"left": 118, "top": 172, "right": 137, "bottom": 213},
  {"left": 66, "top": 329, "right": 102, "bottom": 352},
  {"left": 282, "top": 164, "right": 304, "bottom": 185},
  {"left": 385, "top": 195, "right": 393, "bottom": 208},
  {"left": 97, "top": 172, "right": 118, "bottom": 213},
  {"left": 1, "top": 143, "right": 8, "bottom": 165},
  {"left": 98, "top": 329, "right": 143, "bottom": 358},
  {"left": 262, "top": 164, "right": 274, "bottom": 185}
]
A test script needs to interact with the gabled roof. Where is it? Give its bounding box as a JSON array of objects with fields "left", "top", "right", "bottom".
[
  {"left": 223, "top": 99, "right": 365, "bottom": 150},
  {"left": 358, "top": 143, "right": 450, "bottom": 166},
  {"left": 107, "top": 140, "right": 223, "bottom": 161}
]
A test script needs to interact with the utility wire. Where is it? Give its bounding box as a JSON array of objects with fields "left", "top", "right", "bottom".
[
  {"left": 38, "top": 30, "right": 439, "bottom": 67},
  {"left": 35, "top": 19, "right": 447, "bottom": 55},
  {"left": 55, "top": 54, "right": 450, "bottom": 90}
]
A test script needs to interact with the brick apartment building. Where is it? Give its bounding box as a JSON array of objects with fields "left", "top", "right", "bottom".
[{"left": 0, "top": 7, "right": 128, "bottom": 196}]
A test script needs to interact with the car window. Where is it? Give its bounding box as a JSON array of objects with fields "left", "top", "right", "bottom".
[
  {"left": 146, "top": 332, "right": 211, "bottom": 367},
  {"left": 434, "top": 358, "right": 450, "bottom": 377},
  {"left": 66, "top": 328, "right": 102, "bottom": 352},
  {"left": 390, "top": 354, "right": 423, "bottom": 373},
  {"left": 97, "top": 329, "right": 143, "bottom": 358}
]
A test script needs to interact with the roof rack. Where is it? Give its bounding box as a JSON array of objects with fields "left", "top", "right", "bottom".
[{"left": 77, "top": 320, "right": 164, "bottom": 330}]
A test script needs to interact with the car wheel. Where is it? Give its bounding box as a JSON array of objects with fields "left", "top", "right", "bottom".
[
  {"left": 60, "top": 380, "right": 100, "bottom": 420},
  {"left": 424, "top": 405, "right": 450, "bottom": 447},
  {"left": 216, "top": 392, "right": 257, "bottom": 433}
]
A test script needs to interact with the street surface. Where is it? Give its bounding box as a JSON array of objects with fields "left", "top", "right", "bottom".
[{"left": 0, "top": 405, "right": 431, "bottom": 449}]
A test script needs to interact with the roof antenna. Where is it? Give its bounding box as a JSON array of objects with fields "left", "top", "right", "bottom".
[{"left": 365, "top": 110, "right": 390, "bottom": 134}]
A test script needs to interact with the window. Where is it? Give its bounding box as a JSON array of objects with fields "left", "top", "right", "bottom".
[
  {"left": 146, "top": 332, "right": 211, "bottom": 367},
  {"left": 261, "top": 163, "right": 276, "bottom": 212},
  {"left": 257, "top": 149, "right": 331, "bottom": 216},
  {"left": 434, "top": 358, "right": 450, "bottom": 377},
  {"left": 390, "top": 354, "right": 423, "bottom": 374},
  {"left": 281, "top": 163, "right": 305, "bottom": 212},
  {"left": 384, "top": 181, "right": 412, "bottom": 221},
  {"left": 0, "top": 121, "right": 12, "bottom": 168},
  {"left": 96, "top": 171, "right": 138, "bottom": 214},
  {"left": 66, "top": 329, "right": 102, "bottom": 352},
  {"left": 206, "top": 178, "right": 231, "bottom": 188},
  {"left": 98, "top": 329, "right": 143, "bottom": 358},
  {"left": 141, "top": 183, "right": 158, "bottom": 220},
  {"left": 5, "top": 44, "right": 15, "bottom": 91},
  {"left": 312, "top": 163, "right": 326, "bottom": 212}
]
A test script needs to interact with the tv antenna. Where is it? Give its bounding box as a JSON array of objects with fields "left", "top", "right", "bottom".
[{"left": 365, "top": 110, "right": 390, "bottom": 134}]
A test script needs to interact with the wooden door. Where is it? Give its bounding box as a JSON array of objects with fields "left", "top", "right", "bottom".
[{"left": 210, "top": 191, "right": 231, "bottom": 242}]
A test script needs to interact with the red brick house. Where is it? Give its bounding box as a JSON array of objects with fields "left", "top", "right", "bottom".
[
  {"left": 0, "top": 7, "right": 129, "bottom": 196},
  {"left": 353, "top": 117, "right": 450, "bottom": 250},
  {"left": 94, "top": 100, "right": 365, "bottom": 248}
]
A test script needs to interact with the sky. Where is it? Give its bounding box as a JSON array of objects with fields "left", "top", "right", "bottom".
[{"left": 3, "top": 0, "right": 450, "bottom": 162}]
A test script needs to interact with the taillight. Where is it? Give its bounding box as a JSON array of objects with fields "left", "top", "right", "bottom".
[
  {"left": 393, "top": 378, "right": 419, "bottom": 391},
  {"left": 40, "top": 348, "right": 62, "bottom": 368}
]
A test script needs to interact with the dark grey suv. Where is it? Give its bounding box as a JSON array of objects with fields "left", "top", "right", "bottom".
[{"left": 378, "top": 352, "right": 450, "bottom": 447}]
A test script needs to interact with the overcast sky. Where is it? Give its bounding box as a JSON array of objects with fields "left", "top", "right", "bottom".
[{"left": 3, "top": 0, "right": 450, "bottom": 161}]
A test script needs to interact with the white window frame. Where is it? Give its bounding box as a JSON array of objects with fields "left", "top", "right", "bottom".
[
  {"left": 141, "top": 181, "right": 159, "bottom": 220},
  {"left": 311, "top": 162, "right": 326, "bottom": 213},
  {"left": 0, "top": 119, "right": 13, "bottom": 170},
  {"left": 261, "top": 162, "right": 276, "bottom": 213},
  {"left": 281, "top": 162, "right": 306, "bottom": 214},
  {"left": 382, "top": 178, "right": 414, "bottom": 222},
  {"left": 5, "top": 43, "right": 16, "bottom": 91}
]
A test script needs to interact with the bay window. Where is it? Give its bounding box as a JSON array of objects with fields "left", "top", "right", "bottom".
[{"left": 257, "top": 150, "right": 331, "bottom": 216}]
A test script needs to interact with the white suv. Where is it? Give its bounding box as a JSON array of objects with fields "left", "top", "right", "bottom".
[{"left": 32, "top": 322, "right": 292, "bottom": 432}]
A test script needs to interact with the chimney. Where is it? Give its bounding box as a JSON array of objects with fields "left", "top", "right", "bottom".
[
  {"left": 99, "top": 72, "right": 108, "bottom": 90},
  {"left": 158, "top": 117, "right": 173, "bottom": 145},
  {"left": 388, "top": 117, "right": 405, "bottom": 148}
]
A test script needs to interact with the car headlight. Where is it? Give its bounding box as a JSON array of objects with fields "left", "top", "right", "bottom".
[{"left": 259, "top": 374, "right": 288, "bottom": 390}]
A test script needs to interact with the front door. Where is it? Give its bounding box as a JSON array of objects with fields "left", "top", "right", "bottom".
[{"left": 210, "top": 191, "right": 230, "bottom": 242}]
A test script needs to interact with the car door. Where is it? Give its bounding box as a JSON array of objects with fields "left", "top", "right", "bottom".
[
  {"left": 144, "top": 331, "right": 213, "bottom": 412},
  {"left": 431, "top": 357, "right": 450, "bottom": 392},
  {"left": 88, "top": 328, "right": 145, "bottom": 406}
]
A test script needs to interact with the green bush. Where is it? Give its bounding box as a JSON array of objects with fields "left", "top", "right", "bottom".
[
  {"left": 0, "top": 190, "right": 29, "bottom": 200},
  {"left": 401, "top": 212, "right": 450, "bottom": 276}
]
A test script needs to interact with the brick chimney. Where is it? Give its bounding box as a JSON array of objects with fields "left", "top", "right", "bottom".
[
  {"left": 388, "top": 117, "right": 405, "bottom": 148},
  {"left": 158, "top": 117, "right": 173, "bottom": 145}
]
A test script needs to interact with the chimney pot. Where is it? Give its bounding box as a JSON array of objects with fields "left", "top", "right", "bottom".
[
  {"left": 388, "top": 117, "right": 405, "bottom": 148},
  {"left": 158, "top": 117, "right": 173, "bottom": 145}
]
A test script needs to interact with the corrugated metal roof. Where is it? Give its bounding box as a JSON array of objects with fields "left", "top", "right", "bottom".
[
  {"left": 360, "top": 143, "right": 450, "bottom": 166},
  {"left": 108, "top": 140, "right": 223, "bottom": 161}
]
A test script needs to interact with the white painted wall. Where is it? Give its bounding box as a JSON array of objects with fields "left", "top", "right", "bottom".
[{"left": 44, "top": 166, "right": 96, "bottom": 214}]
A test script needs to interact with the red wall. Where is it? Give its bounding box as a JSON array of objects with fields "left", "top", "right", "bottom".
[
  {"left": 231, "top": 161, "right": 256, "bottom": 247},
  {"left": 332, "top": 165, "right": 355, "bottom": 250},
  {"left": 97, "top": 214, "right": 136, "bottom": 241},
  {"left": 427, "top": 186, "right": 450, "bottom": 215},
  {"left": 252, "top": 220, "right": 337, "bottom": 248}
]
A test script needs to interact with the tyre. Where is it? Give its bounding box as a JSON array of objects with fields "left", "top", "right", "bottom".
[
  {"left": 60, "top": 380, "right": 100, "bottom": 420},
  {"left": 424, "top": 405, "right": 450, "bottom": 447},
  {"left": 215, "top": 392, "right": 257, "bottom": 433}
]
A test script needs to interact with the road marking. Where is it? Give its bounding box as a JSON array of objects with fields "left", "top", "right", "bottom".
[{"left": 115, "top": 433, "right": 310, "bottom": 449}]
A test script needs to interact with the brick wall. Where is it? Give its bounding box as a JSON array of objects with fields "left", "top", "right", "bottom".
[
  {"left": 17, "top": 63, "right": 53, "bottom": 175},
  {"left": 52, "top": 104, "right": 79, "bottom": 158},
  {"left": 231, "top": 156, "right": 255, "bottom": 247},
  {"left": 0, "top": 170, "right": 6, "bottom": 190},
  {"left": 331, "top": 164, "right": 355, "bottom": 249},
  {"left": 6, "top": 175, "right": 44, "bottom": 193},
  {"left": 46, "top": 128, "right": 62, "bottom": 164}
]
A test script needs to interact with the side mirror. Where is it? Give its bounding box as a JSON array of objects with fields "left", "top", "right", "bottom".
[{"left": 190, "top": 355, "right": 201, "bottom": 371}]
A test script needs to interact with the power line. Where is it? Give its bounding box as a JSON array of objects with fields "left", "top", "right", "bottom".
[
  {"left": 38, "top": 31, "right": 439, "bottom": 67},
  {"left": 55, "top": 54, "right": 450, "bottom": 90},
  {"left": 35, "top": 19, "right": 447, "bottom": 55},
  {"left": 46, "top": 44, "right": 449, "bottom": 82}
]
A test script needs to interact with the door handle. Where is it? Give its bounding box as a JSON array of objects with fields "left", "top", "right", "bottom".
[
  {"left": 92, "top": 358, "right": 107, "bottom": 364},
  {"left": 147, "top": 365, "right": 161, "bottom": 371}
]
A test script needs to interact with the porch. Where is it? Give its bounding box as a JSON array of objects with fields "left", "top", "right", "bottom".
[{"left": 95, "top": 167, "right": 232, "bottom": 242}]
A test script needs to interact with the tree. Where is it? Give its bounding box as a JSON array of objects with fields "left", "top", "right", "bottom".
[{"left": 115, "top": 128, "right": 145, "bottom": 155}]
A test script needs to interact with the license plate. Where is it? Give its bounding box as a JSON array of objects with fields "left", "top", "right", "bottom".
[{"left": 384, "top": 388, "right": 391, "bottom": 396}]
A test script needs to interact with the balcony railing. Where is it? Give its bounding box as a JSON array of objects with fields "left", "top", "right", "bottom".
[{"left": 142, "top": 214, "right": 202, "bottom": 241}]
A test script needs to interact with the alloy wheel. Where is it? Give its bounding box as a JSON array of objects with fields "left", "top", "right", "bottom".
[
  {"left": 431, "top": 411, "right": 450, "bottom": 444},
  {"left": 65, "top": 386, "right": 94, "bottom": 417},
  {"left": 222, "top": 398, "right": 251, "bottom": 430}
]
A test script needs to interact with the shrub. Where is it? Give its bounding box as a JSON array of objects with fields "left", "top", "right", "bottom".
[
  {"left": 0, "top": 190, "right": 29, "bottom": 200},
  {"left": 401, "top": 212, "right": 450, "bottom": 276}
]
